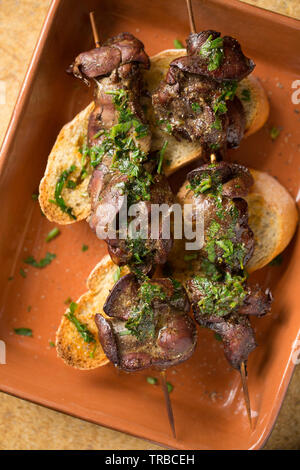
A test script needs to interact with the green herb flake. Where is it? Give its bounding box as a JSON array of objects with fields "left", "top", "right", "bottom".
[
  {"left": 64, "top": 297, "right": 72, "bottom": 305},
  {"left": 49, "top": 341, "right": 55, "bottom": 348},
  {"left": 199, "top": 34, "right": 224, "bottom": 71},
  {"left": 14, "top": 328, "right": 33, "bottom": 337},
  {"left": 191, "top": 102, "right": 201, "bottom": 113},
  {"left": 174, "top": 39, "right": 184, "bottom": 49},
  {"left": 32, "top": 193, "right": 39, "bottom": 201},
  {"left": 269, "top": 254, "right": 283, "bottom": 266},
  {"left": 49, "top": 165, "right": 77, "bottom": 220},
  {"left": 241, "top": 88, "right": 251, "bottom": 101},
  {"left": 20, "top": 268, "right": 27, "bottom": 278},
  {"left": 194, "top": 272, "right": 247, "bottom": 317},
  {"left": 157, "top": 141, "right": 168, "bottom": 174},
  {"left": 27, "top": 306, "right": 32, "bottom": 312},
  {"left": 214, "top": 333, "right": 222, "bottom": 342},
  {"left": 24, "top": 252, "right": 56, "bottom": 269},
  {"left": 82, "top": 244, "right": 89, "bottom": 252},
  {"left": 270, "top": 126, "right": 281, "bottom": 140},
  {"left": 113, "top": 266, "right": 121, "bottom": 283},
  {"left": 167, "top": 382, "right": 174, "bottom": 393},
  {"left": 184, "top": 253, "right": 197, "bottom": 262},
  {"left": 65, "top": 302, "right": 95, "bottom": 343},
  {"left": 147, "top": 376, "right": 158, "bottom": 385},
  {"left": 46, "top": 227, "right": 60, "bottom": 242},
  {"left": 89, "top": 344, "right": 97, "bottom": 358}
]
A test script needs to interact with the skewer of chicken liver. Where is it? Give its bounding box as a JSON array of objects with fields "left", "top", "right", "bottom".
[
  {"left": 67, "top": 12, "right": 198, "bottom": 438},
  {"left": 182, "top": 159, "right": 272, "bottom": 428},
  {"left": 152, "top": 0, "right": 254, "bottom": 160}
]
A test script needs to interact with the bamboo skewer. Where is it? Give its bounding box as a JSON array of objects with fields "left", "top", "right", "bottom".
[
  {"left": 186, "top": 0, "right": 196, "bottom": 34},
  {"left": 240, "top": 361, "right": 252, "bottom": 429},
  {"left": 160, "top": 370, "right": 176, "bottom": 439},
  {"left": 89, "top": 11, "right": 101, "bottom": 47},
  {"left": 185, "top": 0, "right": 253, "bottom": 430},
  {"left": 88, "top": 9, "right": 176, "bottom": 439}
]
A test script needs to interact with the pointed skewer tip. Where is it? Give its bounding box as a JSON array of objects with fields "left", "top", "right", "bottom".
[
  {"left": 240, "top": 361, "right": 253, "bottom": 430},
  {"left": 160, "top": 370, "right": 176, "bottom": 439}
]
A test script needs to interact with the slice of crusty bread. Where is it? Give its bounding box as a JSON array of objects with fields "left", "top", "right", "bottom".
[
  {"left": 56, "top": 170, "right": 298, "bottom": 370},
  {"left": 39, "top": 102, "right": 94, "bottom": 224},
  {"left": 175, "top": 169, "right": 298, "bottom": 275},
  {"left": 40, "top": 49, "right": 269, "bottom": 225},
  {"left": 56, "top": 255, "right": 129, "bottom": 369},
  {"left": 245, "top": 170, "right": 298, "bottom": 272}
]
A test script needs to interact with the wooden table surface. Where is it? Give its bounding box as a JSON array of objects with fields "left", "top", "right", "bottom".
[{"left": 0, "top": 0, "right": 299, "bottom": 450}]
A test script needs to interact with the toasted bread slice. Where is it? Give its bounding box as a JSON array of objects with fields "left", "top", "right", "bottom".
[
  {"left": 56, "top": 255, "right": 129, "bottom": 369},
  {"left": 175, "top": 169, "right": 298, "bottom": 276},
  {"left": 245, "top": 170, "right": 298, "bottom": 271},
  {"left": 56, "top": 170, "right": 297, "bottom": 370},
  {"left": 40, "top": 50, "right": 269, "bottom": 225},
  {"left": 39, "top": 102, "right": 94, "bottom": 224}
]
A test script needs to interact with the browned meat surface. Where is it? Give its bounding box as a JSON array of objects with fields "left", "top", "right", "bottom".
[
  {"left": 69, "top": 33, "right": 175, "bottom": 273},
  {"left": 104, "top": 174, "right": 175, "bottom": 274},
  {"left": 95, "top": 275, "right": 197, "bottom": 371},
  {"left": 68, "top": 32, "right": 150, "bottom": 84},
  {"left": 175, "top": 31, "right": 255, "bottom": 82},
  {"left": 152, "top": 30, "right": 253, "bottom": 151},
  {"left": 186, "top": 275, "right": 271, "bottom": 369},
  {"left": 185, "top": 162, "right": 254, "bottom": 273}
]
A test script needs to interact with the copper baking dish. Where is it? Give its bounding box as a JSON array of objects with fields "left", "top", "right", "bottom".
[{"left": 0, "top": 0, "right": 299, "bottom": 450}]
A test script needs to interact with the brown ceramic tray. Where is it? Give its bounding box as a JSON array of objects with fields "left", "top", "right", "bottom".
[{"left": 0, "top": 0, "right": 299, "bottom": 450}]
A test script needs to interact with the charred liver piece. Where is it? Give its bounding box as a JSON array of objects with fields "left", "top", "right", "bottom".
[
  {"left": 89, "top": 172, "right": 174, "bottom": 275},
  {"left": 152, "top": 31, "right": 253, "bottom": 151},
  {"left": 95, "top": 274, "right": 197, "bottom": 371},
  {"left": 185, "top": 162, "right": 254, "bottom": 273},
  {"left": 186, "top": 275, "right": 271, "bottom": 369}
]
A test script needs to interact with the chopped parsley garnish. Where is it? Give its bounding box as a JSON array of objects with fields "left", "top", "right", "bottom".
[
  {"left": 157, "top": 141, "right": 168, "bottom": 174},
  {"left": 191, "top": 102, "right": 201, "bottom": 113},
  {"left": 89, "top": 344, "right": 97, "bottom": 358},
  {"left": 213, "top": 81, "right": 238, "bottom": 115},
  {"left": 241, "top": 88, "right": 251, "bottom": 101},
  {"left": 20, "top": 268, "right": 26, "bottom": 278},
  {"left": 81, "top": 89, "right": 153, "bottom": 205},
  {"left": 82, "top": 244, "right": 89, "bottom": 252},
  {"left": 24, "top": 252, "right": 56, "bottom": 268},
  {"left": 193, "top": 272, "right": 247, "bottom": 317},
  {"left": 174, "top": 39, "right": 184, "bottom": 49},
  {"left": 270, "top": 126, "right": 281, "bottom": 140},
  {"left": 211, "top": 117, "right": 222, "bottom": 130},
  {"left": 147, "top": 376, "right": 158, "bottom": 385},
  {"left": 214, "top": 333, "right": 222, "bottom": 342},
  {"left": 49, "top": 165, "right": 77, "bottom": 220},
  {"left": 14, "top": 328, "right": 33, "bottom": 337},
  {"left": 49, "top": 341, "right": 55, "bottom": 347},
  {"left": 46, "top": 227, "right": 60, "bottom": 242},
  {"left": 199, "top": 34, "right": 224, "bottom": 71},
  {"left": 113, "top": 266, "right": 121, "bottom": 282},
  {"left": 64, "top": 297, "right": 72, "bottom": 305},
  {"left": 32, "top": 193, "right": 39, "bottom": 201},
  {"left": 167, "top": 382, "right": 174, "bottom": 393},
  {"left": 269, "top": 254, "right": 283, "bottom": 266},
  {"left": 65, "top": 302, "right": 95, "bottom": 343},
  {"left": 125, "top": 281, "right": 166, "bottom": 340},
  {"left": 184, "top": 253, "right": 198, "bottom": 262}
]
